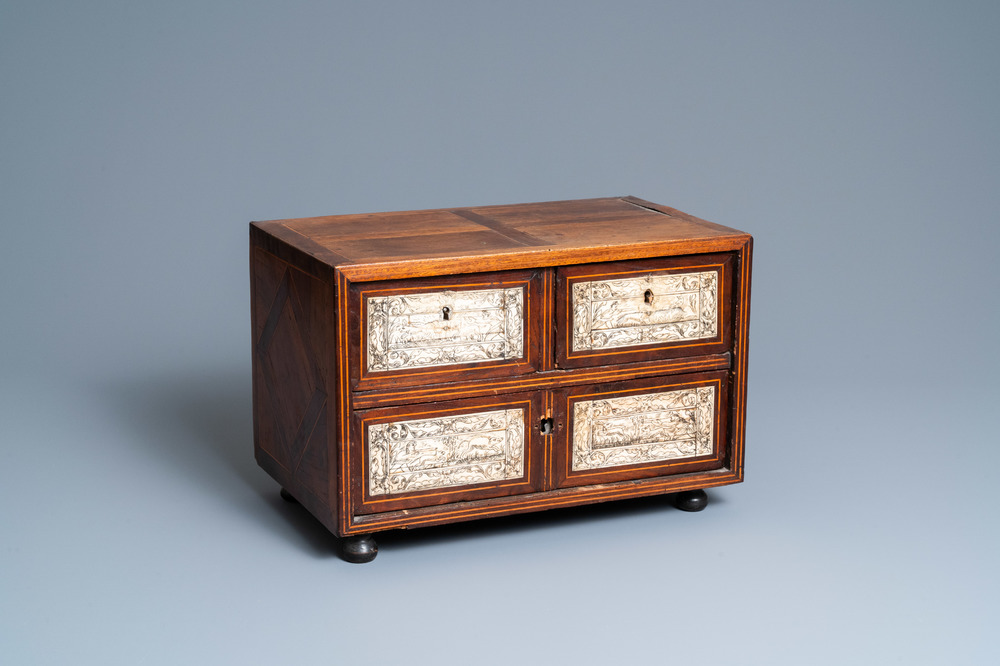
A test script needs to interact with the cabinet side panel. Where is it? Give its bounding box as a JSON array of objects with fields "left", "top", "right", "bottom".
[{"left": 251, "top": 245, "right": 336, "bottom": 522}]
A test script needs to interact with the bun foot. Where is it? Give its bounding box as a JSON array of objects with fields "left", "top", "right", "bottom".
[
  {"left": 340, "top": 535, "right": 378, "bottom": 563},
  {"left": 279, "top": 488, "right": 299, "bottom": 504},
  {"left": 674, "top": 489, "right": 708, "bottom": 512}
]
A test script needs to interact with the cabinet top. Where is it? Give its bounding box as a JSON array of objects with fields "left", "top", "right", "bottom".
[{"left": 251, "top": 196, "right": 751, "bottom": 281}]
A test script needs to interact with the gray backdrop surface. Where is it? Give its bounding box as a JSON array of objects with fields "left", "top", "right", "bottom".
[{"left": 2, "top": 1, "right": 998, "bottom": 664}]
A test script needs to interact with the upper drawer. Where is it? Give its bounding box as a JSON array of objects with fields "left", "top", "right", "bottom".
[
  {"left": 349, "top": 269, "right": 543, "bottom": 391},
  {"left": 555, "top": 253, "right": 734, "bottom": 368}
]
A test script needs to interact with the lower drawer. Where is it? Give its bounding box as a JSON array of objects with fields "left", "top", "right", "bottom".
[
  {"left": 351, "top": 371, "right": 728, "bottom": 515},
  {"left": 351, "top": 392, "right": 544, "bottom": 514},
  {"left": 551, "top": 371, "right": 729, "bottom": 488}
]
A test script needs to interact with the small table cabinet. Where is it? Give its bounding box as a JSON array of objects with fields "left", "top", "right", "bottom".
[{"left": 250, "top": 196, "right": 752, "bottom": 562}]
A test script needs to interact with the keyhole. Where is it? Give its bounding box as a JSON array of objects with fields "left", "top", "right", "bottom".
[
  {"left": 644, "top": 289, "right": 654, "bottom": 304},
  {"left": 540, "top": 418, "right": 554, "bottom": 435},
  {"left": 442, "top": 306, "right": 451, "bottom": 321}
]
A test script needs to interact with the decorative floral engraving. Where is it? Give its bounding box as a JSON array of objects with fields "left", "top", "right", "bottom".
[
  {"left": 572, "top": 386, "right": 715, "bottom": 471},
  {"left": 572, "top": 271, "right": 718, "bottom": 351},
  {"left": 368, "top": 408, "right": 526, "bottom": 496},
  {"left": 367, "top": 287, "right": 524, "bottom": 372}
]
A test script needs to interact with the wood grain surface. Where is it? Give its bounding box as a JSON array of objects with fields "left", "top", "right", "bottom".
[{"left": 252, "top": 196, "right": 752, "bottom": 281}]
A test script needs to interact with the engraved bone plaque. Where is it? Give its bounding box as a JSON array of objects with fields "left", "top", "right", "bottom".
[
  {"left": 572, "top": 386, "right": 716, "bottom": 471},
  {"left": 572, "top": 271, "right": 717, "bottom": 351},
  {"left": 368, "top": 408, "right": 526, "bottom": 496},
  {"left": 367, "top": 287, "right": 524, "bottom": 372}
]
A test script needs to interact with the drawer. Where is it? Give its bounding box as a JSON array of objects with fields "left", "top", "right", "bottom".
[
  {"left": 349, "top": 269, "right": 543, "bottom": 390},
  {"left": 551, "top": 371, "right": 729, "bottom": 488},
  {"left": 352, "top": 392, "right": 544, "bottom": 514},
  {"left": 555, "top": 253, "right": 734, "bottom": 368}
]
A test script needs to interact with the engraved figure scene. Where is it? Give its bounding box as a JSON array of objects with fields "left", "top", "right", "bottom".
[
  {"left": 368, "top": 408, "right": 526, "bottom": 496},
  {"left": 572, "top": 386, "right": 715, "bottom": 471},
  {"left": 368, "top": 287, "right": 524, "bottom": 371},
  {"left": 572, "top": 271, "right": 717, "bottom": 351}
]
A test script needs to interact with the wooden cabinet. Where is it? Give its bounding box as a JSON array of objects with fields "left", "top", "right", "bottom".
[{"left": 250, "top": 196, "right": 752, "bottom": 562}]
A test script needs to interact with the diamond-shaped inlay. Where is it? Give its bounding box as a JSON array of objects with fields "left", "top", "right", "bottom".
[{"left": 257, "top": 269, "right": 325, "bottom": 470}]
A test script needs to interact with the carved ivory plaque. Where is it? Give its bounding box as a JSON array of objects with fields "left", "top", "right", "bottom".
[
  {"left": 572, "top": 271, "right": 717, "bottom": 351},
  {"left": 368, "top": 408, "right": 526, "bottom": 496},
  {"left": 367, "top": 287, "right": 524, "bottom": 372},
  {"left": 572, "top": 386, "right": 715, "bottom": 471}
]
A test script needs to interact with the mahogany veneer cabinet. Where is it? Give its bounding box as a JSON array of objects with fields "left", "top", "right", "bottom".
[{"left": 250, "top": 196, "right": 752, "bottom": 563}]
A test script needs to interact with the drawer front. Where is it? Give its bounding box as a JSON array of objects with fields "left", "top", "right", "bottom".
[
  {"left": 369, "top": 407, "right": 525, "bottom": 496},
  {"left": 571, "top": 270, "right": 717, "bottom": 351},
  {"left": 351, "top": 270, "right": 543, "bottom": 391},
  {"left": 353, "top": 393, "right": 543, "bottom": 514},
  {"left": 553, "top": 372, "right": 728, "bottom": 488},
  {"left": 556, "top": 254, "right": 733, "bottom": 368},
  {"left": 572, "top": 384, "right": 715, "bottom": 471},
  {"left": 367, "top": 287, "right": 523, "bottom": 372}
]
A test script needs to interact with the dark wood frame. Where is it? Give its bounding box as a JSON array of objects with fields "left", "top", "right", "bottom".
[
  {"left": 351, "top": 391, "right": 545, "bottom": 514},
  {"left": 348, "top": 268, "right": 545, "bottom": 392},
  {"left": 555, "top": 252, "right": 734, "bottom": 369},
  {"left": 551, "top": 371, "right": 729, "bottom": 489}
]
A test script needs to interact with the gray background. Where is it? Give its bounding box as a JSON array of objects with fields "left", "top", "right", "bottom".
[{"left": 2, "top": 1, "right": 998, "bottom": 663}]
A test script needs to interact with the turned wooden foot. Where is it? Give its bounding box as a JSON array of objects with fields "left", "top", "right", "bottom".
[
  {"left": 340, "top": 535, "right": 378, "bottom": 563},
  {"left": 674, "top": 489, "right": 708, "bottom": 512},
  {"left": 279, "top": 488, "right": 298, "bottom": 504}
]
